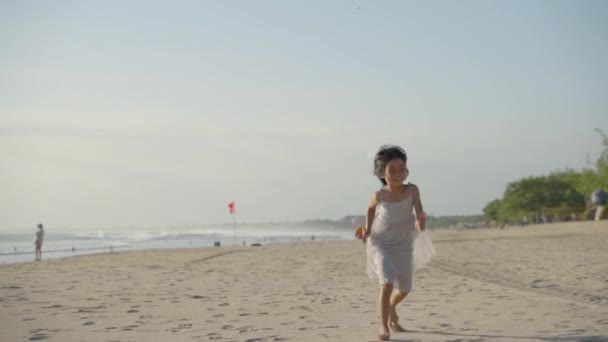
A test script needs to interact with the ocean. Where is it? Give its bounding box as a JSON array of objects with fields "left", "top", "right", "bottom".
[{"left": 0, "top": 225, "right": 354, "bottom": 265}]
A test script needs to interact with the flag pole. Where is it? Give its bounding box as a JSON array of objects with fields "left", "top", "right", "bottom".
[
  {"left": 232, "top": 212, "right": 236, "bottom": 246},
  {"left": 228, "top": 201, "right": 236, "bottom": 246}
]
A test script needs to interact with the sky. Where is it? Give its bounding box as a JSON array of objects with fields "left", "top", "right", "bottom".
[{"left": 1, "top": 0, "right": 607, "bottom": 230}]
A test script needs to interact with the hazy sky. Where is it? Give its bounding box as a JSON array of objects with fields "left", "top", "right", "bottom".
[{"left": 1, "top": 0, "right": 607, "bottom": 230}]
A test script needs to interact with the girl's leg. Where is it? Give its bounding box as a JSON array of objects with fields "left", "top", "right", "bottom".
[
  {"left": 378, "top": 283, "right": 393, "bottom": 339},
  {"left": 389, "top": 290, "right": 408, "bottom": 331},
  {"left": 390, "top": 290, "right": 408, "bottom": 320}
]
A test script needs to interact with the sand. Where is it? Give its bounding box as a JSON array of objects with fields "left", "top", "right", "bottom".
[{"left": 1, "top": 221, "right": 607, "bottom": 342}]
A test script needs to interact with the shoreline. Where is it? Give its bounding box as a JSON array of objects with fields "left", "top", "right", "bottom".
[
  {"left": 3, "top": 219, "right": 601, "bottom": 266},
  {"left": 0, "top": 230, "right": 350, "bottom": 266}
]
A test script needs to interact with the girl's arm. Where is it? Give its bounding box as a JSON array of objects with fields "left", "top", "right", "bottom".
[
  {"left": 412, "top": 184, "right": 426, "bottom": 231},
  {"left": 363, "top": 191, "right": 380, "bottom": 241}
]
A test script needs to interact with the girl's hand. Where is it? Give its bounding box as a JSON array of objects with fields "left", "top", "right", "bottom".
[
  {"left": 355, "top": 226, "right": 365, "bottom": 239},
  {"left": 417, "top": 219, "right": 426, "bottom": 231},
  {"left": 355, "top": 227, "right": 369, "bottom": 243},
  {"left": 416, "top": 211, "right": 426, "bottom": 231},
  {"left": 362, "top": 231, "right": 370, "bottom": 243}
]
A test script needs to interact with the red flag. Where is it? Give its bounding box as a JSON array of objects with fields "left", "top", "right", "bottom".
[{"left": 228, "top": 201, "right": 235, "bottom": 214}]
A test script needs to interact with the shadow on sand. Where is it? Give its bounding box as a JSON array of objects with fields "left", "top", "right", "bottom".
[{"left": 367, "top": 329, "right": 607, "bottom": 342}]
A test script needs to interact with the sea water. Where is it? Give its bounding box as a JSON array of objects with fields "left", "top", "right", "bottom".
[{"left": 0, "top": 225, "right": 353, "bottom": 265}]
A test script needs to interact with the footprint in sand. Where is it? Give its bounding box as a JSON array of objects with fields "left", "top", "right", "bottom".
[
  {"left": 27, "top": 329, "right": 50, "bottom": 341},
  {"left": 236, "top": 325, "right": 257, "bottom": 333},
  {"left": 125, "top": 324, "right": 140, "bottom": 329},
  {"left": 43, "top": 304, "right": 63, "bottom": 309},
  {"left": 207, "top": 332, "right": 222, "bottom": 340},
  {"left": 168, "top": 323, "right": 192, "bottom": 333},
  {"left": 567, "top": 329, "right": 585, "bottom": 335}
]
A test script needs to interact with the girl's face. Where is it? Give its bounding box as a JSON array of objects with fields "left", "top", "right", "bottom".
[{"left": 383, "top": 158, "right": 407, "bottom": 186}]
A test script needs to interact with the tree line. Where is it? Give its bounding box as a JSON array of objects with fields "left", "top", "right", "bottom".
[{"left": 484, "top": 128, "right": 608, "bottom": 222}]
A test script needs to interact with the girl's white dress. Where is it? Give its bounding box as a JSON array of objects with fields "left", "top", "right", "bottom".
[{"left": 366, "top": 191, "right": 421, "bottom": 289}]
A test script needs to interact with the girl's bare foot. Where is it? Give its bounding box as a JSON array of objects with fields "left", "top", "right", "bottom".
[
  {"left": 378, "top": 326, "right": 390, "bottom": 340},
  {"left": 388, "top": 310, "right": 405, "bottom": 332},
  {"left": 389, "top": 320, "right": 406, "bottom": 332}
]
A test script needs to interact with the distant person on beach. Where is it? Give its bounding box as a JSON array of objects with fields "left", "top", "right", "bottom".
[
  {"left": 591, "top": 189, "right": 606, "bottom": 221},
  {"left": 35, "top": 223, "right": 44, "bottom": 261},
  {"left": 596, "top": 206, "right": 605, "bottom": 221},
  {"left": 357, "top": 145, "right": 426, "bottom": 341},
  {"left": 500, "top": 219, "right": 508, "bottom": 229}
]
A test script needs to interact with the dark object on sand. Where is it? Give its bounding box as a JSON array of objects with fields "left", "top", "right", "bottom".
[
  {"left": 214, "top": 241, "right": 221, "bottom": 247},
  {"left": 591, "top": 189, "right": 607, "bottom": 206},
  {"left": 250, "top": 243, "right": 262, "bottom": 247}
]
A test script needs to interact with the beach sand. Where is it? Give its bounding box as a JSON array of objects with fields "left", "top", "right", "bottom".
[{"left": 1, "top": 221, "right": 607, "bottom": 342}]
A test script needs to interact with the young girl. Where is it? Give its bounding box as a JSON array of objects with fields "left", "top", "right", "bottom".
[{"left": 359, "top": 145, "right": 426, "bottom": 340}]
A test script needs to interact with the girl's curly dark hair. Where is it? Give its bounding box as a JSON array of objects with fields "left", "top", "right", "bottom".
[{"left": 373, "top": 145, "right": 408, "bottom": 185}]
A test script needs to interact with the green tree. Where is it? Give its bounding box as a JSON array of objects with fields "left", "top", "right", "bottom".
[
  {"left": 490, "top": 172, "right": 584, "bottom": 221},
  {"left": 483, "top": 199, "right": 502, "bottom": 220},
  {"left": 482, "top": 128, "right": 607, "bottom": 221}
]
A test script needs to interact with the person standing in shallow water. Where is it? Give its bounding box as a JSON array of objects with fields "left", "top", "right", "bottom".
[
  {"left": 357, "top": 145, "right": 426, "bottom": 341},
  {"left": 35, "top": 223, "right": 44, "bottom": 261}
]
